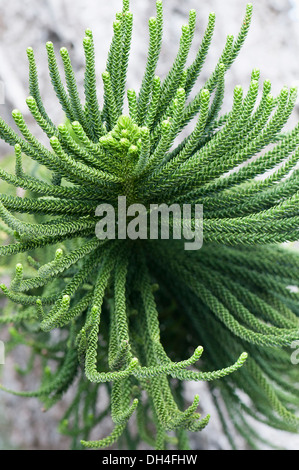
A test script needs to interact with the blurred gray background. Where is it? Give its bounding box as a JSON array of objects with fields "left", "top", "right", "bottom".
[{"left": 0, "top": 0, "right": 299, "bottom": 450}]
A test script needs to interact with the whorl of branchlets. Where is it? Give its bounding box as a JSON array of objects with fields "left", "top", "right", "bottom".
[{"left": 0, "top": 0, "right": 298, "bottom": 450}]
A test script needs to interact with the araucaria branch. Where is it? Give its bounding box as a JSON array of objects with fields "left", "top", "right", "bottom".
[{"left": 0, "top": 0, "right": 298, "bottom": 450}]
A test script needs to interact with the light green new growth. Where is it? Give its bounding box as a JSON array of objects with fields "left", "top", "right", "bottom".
[{"left": 0, "top": 0, "right": 298, "bottom": 450}]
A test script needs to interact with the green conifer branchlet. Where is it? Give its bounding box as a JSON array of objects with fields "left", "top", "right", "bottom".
[{"left": 0, "top": 0, "right": 298, "bottom": 450}]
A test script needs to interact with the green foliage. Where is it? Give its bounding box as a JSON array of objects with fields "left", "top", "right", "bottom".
[{"left": 0, "top": 0, "right": 298, "bottom": 450}]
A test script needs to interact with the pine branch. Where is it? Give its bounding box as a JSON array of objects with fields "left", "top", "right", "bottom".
[{"left": 0, "top": 0, "right": 298, "bottom": 451}]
